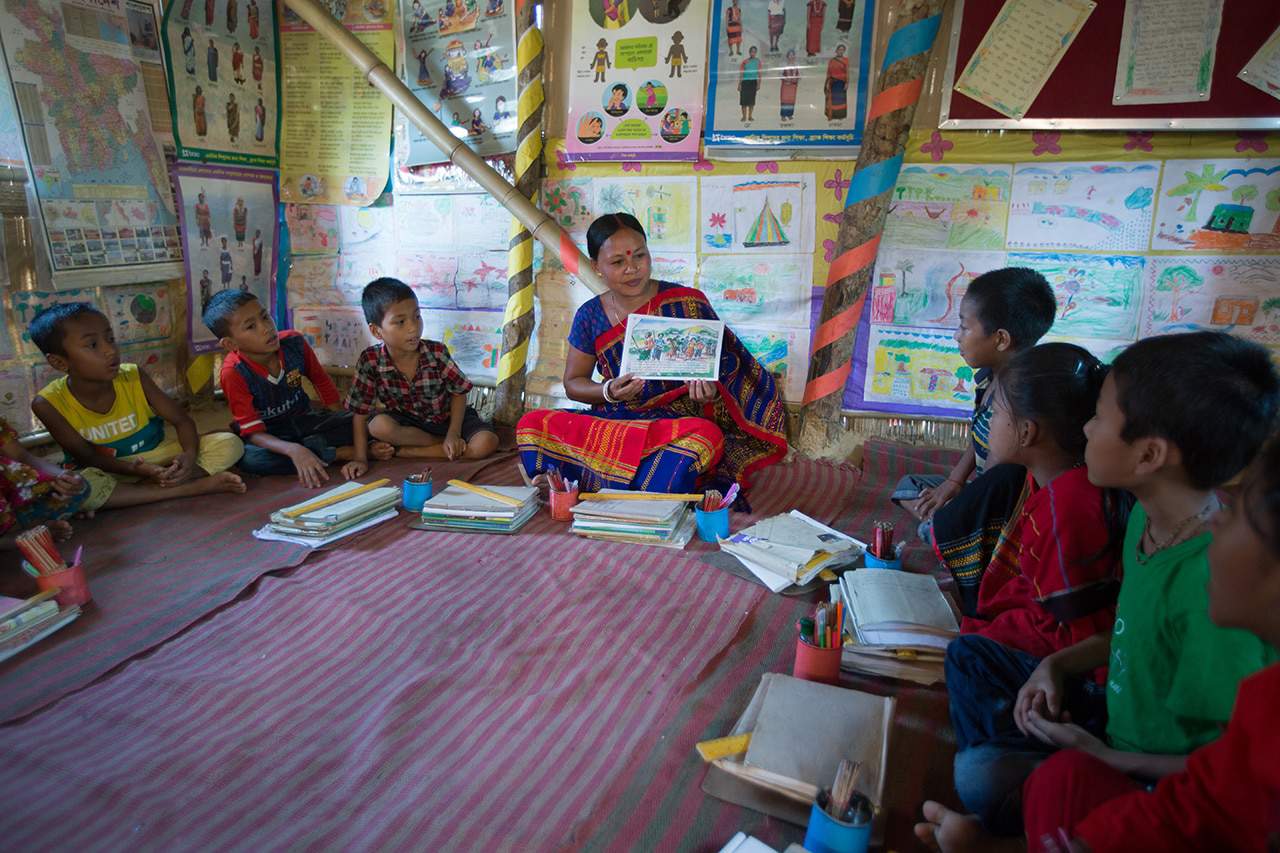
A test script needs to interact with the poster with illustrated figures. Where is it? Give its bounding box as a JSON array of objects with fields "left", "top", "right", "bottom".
[
  {"left": 399, "top": 0, "right": 518, "bottom": 165},
  {"left": 704, "top": 0, "right": 874, "bottom": 151},
  {"left": 161, "top": 0, "right": 281, "bottom": 167},
  {"left": 174, "top": 163, "right": 279, "bottom": 353},
  {"left": 565, "top": 0, "right": 711, "bottom": 160}
]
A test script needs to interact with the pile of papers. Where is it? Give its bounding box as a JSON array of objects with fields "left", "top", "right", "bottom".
[
  {"left": 838, "top": 569, "right": 959, "bottom": 685},
  {"left": 719, "top": 511, "right": 864, "bottom": 592},
  {"left": 569, "top": 491, "right": 695, "bottom": 549},
  {"left": 258, "top": 480, "right": 401, "bottom": 546},
  {"left": 0, "top": 592, "right": 80, "bottom": 663},
  {"left": 413, "top": 484, "right": 538, "bottom": 534},
  {"left": 709, "top": 673, "right": 892, "bottom": 841}
]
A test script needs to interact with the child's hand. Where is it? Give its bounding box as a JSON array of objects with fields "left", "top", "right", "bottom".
[
  {"left": 914, "top": 479, "right": 961, "bottom": 519},
  {"left": 341, "top": 459, "right": 368, "bottom": 480},
  {"left": 288, "top": 446, "right": 331, "bottom": 489},
  {"left": 47, "top": 519, "right": 74, "bottom": 541},
  {"left": 51, "top": 472, "right": 86, "bottom": 498},
  {"left": 158, "top": 453, "right": 196, "bottom": 486},
  {"left": 1014, "top": 657, "right": 1065, "bottom": 736},
  {"left": 442, "top": 434, "right": 467, "bottom": 460},
  {"left": 1024, "top": 710, "right": 1108, "bottom": 758},
  {"left": 131, "top": 460, "right": 168, "bottom": 483}
]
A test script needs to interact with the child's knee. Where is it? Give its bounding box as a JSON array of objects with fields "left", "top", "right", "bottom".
[
  {"left": 367, "top": 414, "right": 397, "bottom": 441},
  {"left": 466, "top": 430, "right": 498, "bottom": 458},
  {"left": 198, "top": 431, "right": 244, "bottom": 473},
  {"left": 79, "top": 467, "right": 116, "bottom": 512}
]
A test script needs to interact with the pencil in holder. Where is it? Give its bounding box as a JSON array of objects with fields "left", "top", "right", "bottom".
[
  {"left": 793, "top": 635, "right": 842, "bottom": 685},
  {"left": 694, "top": 506, "right": 730, "bottom": 543},
  {"left": 402, "top": 478, "right": 434, "bottom": 513},
  {"left": 802, "top": 791, "right": 871, "bottom": 853},
  {"left": 36, "top": 563, "right": 91, "bottom": 608},
  {"left": 549, "top": 488, "right": 580, "bottom": 522},
  {"left": 862, "top": 551, "right": 902, "bottom": 570}
]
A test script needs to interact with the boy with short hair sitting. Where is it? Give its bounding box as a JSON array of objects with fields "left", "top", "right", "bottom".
[
  {"left": 345, "top": 278, "right": 498, "bottom": 466},
  {"left": 915, "top": 331, "right": 1280, "bottom": 850},
  {"left": 203, "top": 291, "right": 392, "bottom": 488},
  {"left": 30, "top": 302, "right": 246, "bottom": 511}
]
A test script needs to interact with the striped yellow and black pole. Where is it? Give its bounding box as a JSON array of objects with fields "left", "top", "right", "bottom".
[
  {"left": 797, "top": 0, "right": 947, "bottom": 456},
  {"left": 493, "top": 0, "right": 545, "bottom": 425}
]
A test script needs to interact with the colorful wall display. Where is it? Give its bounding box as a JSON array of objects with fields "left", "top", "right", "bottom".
[
  {"left": 0, "top": 0, "right": 183, "bottom": 286},
  {"left": 1152, "top": 158, "right": 1280, "bottom": 253},
  {"left": 107, "top": 282, "right": 175, "bottom": 344},
  {"left": 564, "top": 0, "right": 710, "bottom": 161},
  {"left": 592, "top": 176, "right": 697, "bottom": 252},
  {"left": 1142, "top": 255, "right": 1280, "bottom": 347},
  {"left": 882, "top": 164, "right": 1011, "bottom": 252},
  {"left": 161, "top": 0, "right": 281, "bottom": 167},
  {"left": 0, "top": 58, "right": 26, "bottom": 169},
  {"left": 284, "top": 203, "right": 340, "bottom": 254},
  {"left": 399, "top": 0, "right": 517, "bottom": 165},
  {"left": 858, "top": 325, "right": 974, "bottom": 413},
  {"left": 1006, "top": 162, "right": 1159, "bottom": 252},
  {"left": 1007, "top": 251, "right": 1146, "bottom": 341},
  {"left": 700, "top": 173, "right": 817, "bottom": 254},
  {"left": 697, "top": 253, "right": 811, "bottom": 327},
  {"left": 869, "top": 248, "right": 1007, "bottom": 329},
  {"left": 278, "top": 0, "right": 392, "bottom": 205},
  {"left": 174, "top": 162, "right": 279, "bottom": 353},
  {"left": 734, "top": 322, "right": 809, "bottom": 401},
  {"left": 704, "top": 0, "right": 875, "bottom": 151},
  {"left": 291, "top": 305, "right": 373, "bottom": 369}
]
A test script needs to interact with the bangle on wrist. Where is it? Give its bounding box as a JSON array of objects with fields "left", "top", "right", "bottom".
[
  {"left": 946, "top": 476, "right": 964, "bottom": 485},
  {"left": 601, "top": 378, "right": 617, "bottom": 403}
]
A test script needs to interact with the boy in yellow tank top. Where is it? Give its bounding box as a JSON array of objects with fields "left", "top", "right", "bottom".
[{"left": 29, "top": 303, "right": 248, "bottom": 512}]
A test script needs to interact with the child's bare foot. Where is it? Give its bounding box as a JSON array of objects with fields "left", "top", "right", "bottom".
[
  {"left": 370, "top": 441, "right": 395, "bottom": 460},
  {"left": 914, "top": 801, "right": 1009, "bottom": 853},
  {"left": 206, "top": 471, "right": 248, "bottom": 494}
]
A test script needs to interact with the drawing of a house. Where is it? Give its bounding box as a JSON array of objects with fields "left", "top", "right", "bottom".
[
  {"left": 1210, "top": 295, "right": 1259, "bottom": 325},
  {"left": 743, "top": 198, "right": 790, "bottom": 247},
  {"left": 970, "top": 183, "right": 1003, "bottom": 201},
  {"left": 1204, "top": 203, "right": 1254, "bottom": 234}
]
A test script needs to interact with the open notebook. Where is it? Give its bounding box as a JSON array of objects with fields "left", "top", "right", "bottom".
[{"left": 840, "top": 569, "right": 959, "bottom": 652}]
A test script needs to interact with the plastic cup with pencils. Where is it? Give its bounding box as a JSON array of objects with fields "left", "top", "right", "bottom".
[
  {"left": 547, "top": 469, "right": 579, "bottom": 522},
  {"left": 21, "top": 530, "right": 91, "bottom": 608}
]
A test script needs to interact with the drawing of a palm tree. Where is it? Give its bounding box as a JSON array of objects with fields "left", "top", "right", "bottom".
[
  {"left": 898, "top": 259, "right": 914, "bottom": 295},
  {"left": 1166, "top": 164, "right": 1227, "bottom": 223}
]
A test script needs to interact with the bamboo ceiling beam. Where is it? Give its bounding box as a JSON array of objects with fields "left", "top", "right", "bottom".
[{"left": 282, "top": 0, "right": 606, "bottom": 295}]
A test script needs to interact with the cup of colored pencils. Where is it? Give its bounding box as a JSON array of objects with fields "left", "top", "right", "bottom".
[
  {"left": 793, "top": 600, "right": 844, "bottom": 685},
  {"left": 402, "top": 467, "right": 434, "bottom": 513},
  {"left": 547, "top": 468, "right": 580, "bottom": 522},
  {"left": 694, "top": 489, "right": 731, "bottom": 543},
  {"left": 863, "top": 521, "right": 903, "bottom": 570},
  {"left": 804, "top": 759, "right": 873, "bottom": 853},
  {"left": 19, "top": 526, "right": 91, "bottom": 607}
]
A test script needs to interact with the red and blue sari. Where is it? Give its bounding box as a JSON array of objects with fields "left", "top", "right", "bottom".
[{"left": 518, "top": 283, "right": 788, "bottom": 495}]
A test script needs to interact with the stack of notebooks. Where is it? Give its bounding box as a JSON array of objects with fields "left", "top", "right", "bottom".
[
  {"left": 0, "top": 591, "right": 80, "bottom": 663},
  {"left": 262, "top": 480, "right": 401, "bottom": 546},
  {"left": 411, "top": 484, "right": 538, "bottom": 534},
  {"left": 569, "top": 491, "right": 695, "bottom": 549},
  {"left": 838, "top": 569, "right": 960, "bottom": 685},
  {"left": 704, "top": 673, "right": 893, "bottom": 841},
  {"left": 719, "top": 511, "right": 864, "bottom": 593}
]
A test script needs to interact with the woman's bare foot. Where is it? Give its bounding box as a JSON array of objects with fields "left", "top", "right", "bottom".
[
  {"left": 370, "top": 441, "right": 395, "bottom": 460},
  {"left": 914, "top": 801, "right": 1009, "bottom": 853}
]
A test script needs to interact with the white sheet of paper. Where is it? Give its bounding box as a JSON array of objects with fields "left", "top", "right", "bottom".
[
  {"left": 1240, "top": 24, "right": 1280, "bottom": 102},
  {"left": 1112, "top": 0, "right": 1223, "bottom": 105}
]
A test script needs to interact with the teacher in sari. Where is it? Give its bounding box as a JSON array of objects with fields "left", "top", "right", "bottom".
[{"left": 518, "top": 213, "right": 788, "bottom": 507}]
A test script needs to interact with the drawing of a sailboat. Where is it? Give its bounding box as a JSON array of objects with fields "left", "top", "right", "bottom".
[{"left": 743, "top": 197, "right": 790, "bottom": 248}]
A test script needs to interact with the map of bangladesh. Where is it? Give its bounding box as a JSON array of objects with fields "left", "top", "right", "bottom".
[{"left": 5, "top": 0, "right": 172, "bottom": 215}]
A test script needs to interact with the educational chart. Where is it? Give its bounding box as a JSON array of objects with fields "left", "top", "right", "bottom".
[
  {"left": 278, "top": 1, "right": 392, "bottom": 205},
  {"left": 1112, "top": 0, "right": 1222, "bottom": 106},
  {"left": 1006, "top": 162, "right": 1159, "bottom": 252},
  {"left": 882, "top": 164, "right": 1012, "bottom": 252},
  {"left": 284, "top": 203, "right": 339, "bottom": 253},
  {"left": 1007, "top": 251, "right": 1146, "bottom": 342},
  {"left": 704, "top": 0, "right": 875, "bottom": 150},
  {"left": 733, "top": 322, "right": 808, "bottom": 401},
  {"left": 564, "top": 0, "right": 710, "bottom": 161},
  {"left": 700, "top": 173, "right": 817, "bottom": 254},
  {"left": 697, "top": 253, "right": 811, "bottom": 327},
  {"left": 953, "top": 0, "right": 1095, "bottom": 120},
  {"left": 592, "top": 176, "right": 697, "bottom": 252},
  {"left": 161, "top": 0, "right": 280, "bottom": 166},
  {"left": 859, "top": 325, "right": 973, "bottom": 415},
  {"left": 1239, "top": 24, "right": 1280, "bottom": 103},
  {"left": 0, "top": 0, "right": 183, "bottom": 286},
  {"left": 125, "top": 0, "right": 173, "bottom": 144},
  {"left": 1152, "top": 159, "right": 1280, "bottom": 253},
  {"left": 1142, "top": 256, "right": 1280, "bottom": 347},
  {"left": 399, "top": 0, "right": 518, "bottom": 165},
  {"left": 174, "top": 162, "right": 278, "bottom": 353},
  {"left": 0, "top": 58, "right": 25, "bottom": 168},
  {"left": 106, "top": 282, "right": 174, "bottom": 344},
  {"left": 869, "top": 248, "right": 1007, "bottom": 329}
]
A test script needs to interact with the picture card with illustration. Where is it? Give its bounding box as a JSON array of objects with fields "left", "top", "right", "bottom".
[{"left": 620, "top": 314, "right": 725, "bottom": 381}]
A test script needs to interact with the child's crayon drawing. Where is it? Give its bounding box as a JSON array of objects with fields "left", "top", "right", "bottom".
[
  {"left": 592, "top": 176, "right": 697, "bottom": 253},
  {"left": 398, "top": 252, "right": 462, "bottom": 308},
  {"left": 1007, "top": 162, "right": 1159, "bottom": 252},
  {"left": 337, "top": 251, "right": 396, "bottom": 303},
  {"left": 292, "top": 306, "right": 376, "bottom": 370},
  {"left": 284, "top": 255, "right": 342, "bottom": 306},
  {"left": 862, "top": 324, "right": 973, "bottom": 414},
  {"left": 882, "top": 164, "right": 1012, "bottom": 252},
  {"left": 620, "top": 314, "right": 725, "bottom": 381},
  {"left": 12, "top": 289, "right": 101, "bottom": 354},
  {"left": 0, "top": 366, "right": 34, "bottom": 433},
  {"left": 126, "top": 344, "right": 183, "bottom": 397},
  {"left": 284, "top": 204, "right": 339, "bottom": 255},
  {"left": 542, "top": 178, "right": 594, "bottom": 239},
  {"left": 339, "top": 204, "right": 396, "bottom": 257},
  {"left": 1142, "top": 255, "right": 1280, "bottom": 346},
  {"left": 456, "top": 252, "right": 509, "bottom": 309},
  {"left": 700, "top": 174, "right": 817, "bottom": 255},
  {"left": 733, "top": 323, "right": 809, "bottom": 402},
  {"left": 697, "top": 253, "right": 811, "bottom": 327},
  {"left": 1152, "top": 159, "right": 1280, "bottom": 253},
  {"left": 107, "top": 283, "right": 174, "bottom": 344},
  {"left": 1008, "top": 251, "right": 1146, "bottom": 342},
  {"left": 421, "top": 308, "right": 524, "bottom": 384},
  {"left": 869, "top": 248, "right": 1007, "bottom": 330}
]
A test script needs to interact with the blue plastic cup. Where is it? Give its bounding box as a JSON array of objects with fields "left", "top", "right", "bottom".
[
  {"left": 803, "top": 794, "right": 871, "bottom": 853},
  {"left": 402, "top": 478, "right": 434, "bottom": 512},
  {"left": 863, "top": 551, "right": 902, "bottom": 570},
  {"left": 695, "top": 506, "right": 730, "bottom": 543}
]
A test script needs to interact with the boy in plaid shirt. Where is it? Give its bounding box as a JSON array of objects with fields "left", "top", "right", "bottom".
[{"left": 345, "top": 279, "right": 499, "bottom": 465}]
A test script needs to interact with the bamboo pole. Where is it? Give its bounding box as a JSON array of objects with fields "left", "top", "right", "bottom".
[
  {"left": 493, "top": 0, "right": 545, "bottom": 426},
  {"left": 797, "top": 0, "right": 948, "bottom": 457},
  {"left": 282, "top": 0, "right": 606, "bottom": 297}
]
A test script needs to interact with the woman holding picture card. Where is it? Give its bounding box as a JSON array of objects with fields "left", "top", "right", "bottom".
[{"left": 517, "top": 213, "right": 787, "bottom": 509}]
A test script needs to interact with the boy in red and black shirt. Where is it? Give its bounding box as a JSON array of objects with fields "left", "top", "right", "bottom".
[
  {"left": 203, "top": 291, "right": 392, "bottom": 488},
  {"left": 346, "top": 279, "right": 497, "bottom": 464}
]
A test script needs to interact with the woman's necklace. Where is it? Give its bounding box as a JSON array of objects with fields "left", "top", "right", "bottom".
[
  {"left": 607, "top": 283, "right": 653, "bottom": 326},
  {"left": 1138, "top": 496, "right": 1218, "bottom": 561}
]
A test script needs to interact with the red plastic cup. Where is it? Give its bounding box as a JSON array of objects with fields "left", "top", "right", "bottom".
[
  {"left": 793, "top": 634, "right": 842, "bottom": 685},
  {"left": 549, "top": 488, "right": 580, "bottom": 522},
  {"left": 36, "top": 563, "right": 91, "bottom": 607}
]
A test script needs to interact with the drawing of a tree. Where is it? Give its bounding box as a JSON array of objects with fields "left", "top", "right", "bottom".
[
  {"left": 953, "top": 365, "right": 973, "bottom": 394},
  {"left": 1166, "top": 164, "right": 1227, "bottom": 222},
  {"left": 898, "top": 259, "right": 914, "bottom": 295},
  {"left": 1232, "top": 184, "right": 1259, "bottom": 206},
  {"left": 1267, "top": 186, "right": 1280, "bottom": 234},
  {"left": 1155, "top": 265, "right": 1203, "bottom": 323},
  {"left": 1263, "top": 297, "right": 1280, "bottom": 319}
]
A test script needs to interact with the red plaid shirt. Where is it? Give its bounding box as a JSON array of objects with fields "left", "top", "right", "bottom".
[{"left": 344, "top": 339, "right": 473, "bottom": 424}]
